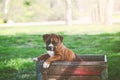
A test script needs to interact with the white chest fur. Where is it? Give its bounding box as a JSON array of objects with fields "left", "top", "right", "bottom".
[{"left": 47, "top": 51, "right": 54, "bottom": 57}]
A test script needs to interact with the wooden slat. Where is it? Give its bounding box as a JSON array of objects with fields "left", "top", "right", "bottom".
[
  {"left": 76, "top": 55, "right": 105, "bottom": 61},
  {"left": 42, "top": 65, "right": 106, "bottom": 76},
  {"left": 48, "top": 76, "right": 65, "bottom": 80},
  {"left": 51, "top": 61, "right": 106, "bottom": 66},
  {"left": 47, "top": 76, "right": 101, "bottom": 80}
]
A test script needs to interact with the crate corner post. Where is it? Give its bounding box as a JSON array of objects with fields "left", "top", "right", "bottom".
[{"left": 36, "top": 61, "right": 42, "bottom": 80}]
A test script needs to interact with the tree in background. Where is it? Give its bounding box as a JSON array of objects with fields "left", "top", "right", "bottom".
[
  {"left": 91, "top": 0, "right": 100, "bottom": 24},
  {"left": 3, "top": 0, "right": 10, "bottom": 23},
  {"left": 91, "top": 0, "right": 114, "bottom": 25},
  {"left": 105, "top": 0, "right": 114, "bottom": 25},
  {"left": 0, "top": 0, "right": 118, "bottom": 25},
  {"left": 66, "top": 0, "right": 72, "bottom": 25}
]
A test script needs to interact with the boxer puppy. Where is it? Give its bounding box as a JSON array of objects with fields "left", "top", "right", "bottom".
[{"left": 33, "top": 34, "right": 80, "bottom": 68}]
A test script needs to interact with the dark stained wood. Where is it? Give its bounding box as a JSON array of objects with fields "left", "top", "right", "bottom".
[
  {"left": 47, "top": 76, "right": 101, "bottom": 80},
  {"left": 50, "top": 61, "right": 106, "bottom": 66},
  {"left": 76, "top": 55, "right": 106, "bottom": 61},
  {"left": 43, "top": 64, "right": 106, "bottom": 76},
  {"left": 36, "top": 55, "right": 108, "bottom": 80}
]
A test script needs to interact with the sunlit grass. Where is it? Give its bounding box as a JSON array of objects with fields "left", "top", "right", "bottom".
[
  {"left": 0, "top": 24, "right": 120, "bottom": 35},
  {"left": 0, "top": 57, "right": 36, "bottom": 80},
  {"left": 5, "top": 58, "right": 33, "bottom": 70}
]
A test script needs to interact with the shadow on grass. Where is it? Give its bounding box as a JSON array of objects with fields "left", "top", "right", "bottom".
[
  {"left": 0, "top": 60, "right": 36, "bottom": 80},
  {"left": 0, "top": 66, "right": 17, "bottom": 80},
  {"left": 108, "top": 54, "right": 120, "bottom": 80}
]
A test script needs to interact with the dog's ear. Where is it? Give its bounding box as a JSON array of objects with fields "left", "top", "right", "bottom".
[
  {"left": 43, "top": 34, "right": 49, "bottom": 42},
  {"left": 59, "top": 35, "right": 63, "bottom": 42}
]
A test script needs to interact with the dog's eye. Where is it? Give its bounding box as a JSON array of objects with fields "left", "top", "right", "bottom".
[
  {"left": 52, "top": 41, "right": 55, "bottom": 44},
  {"left": 52, "top": 41, "right": 58, "bottom": 45}
]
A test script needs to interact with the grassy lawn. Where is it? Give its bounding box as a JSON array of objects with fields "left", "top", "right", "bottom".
[
  {"left": 0, "top": 24, "right": 120, "bottom": 35},
  {"left": 0, "top": 24, "right": 120, "bottom": 80}
]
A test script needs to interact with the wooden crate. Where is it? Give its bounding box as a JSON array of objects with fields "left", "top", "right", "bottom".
[{"left": 36, "top": 55, "right": 108, "bottom": 80}]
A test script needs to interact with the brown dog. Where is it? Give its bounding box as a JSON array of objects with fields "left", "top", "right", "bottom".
[{"left": 33, "top": 34, "right": 78, "bottom": 68}]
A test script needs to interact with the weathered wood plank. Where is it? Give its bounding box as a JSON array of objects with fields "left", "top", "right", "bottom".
[
  {"left": 50, "top": 61, "right": 106, "bottom": 66},
  {"left": 36, "top": 55, "right": 108, "bottom": 80},
  {"left": 76, "top": 55, "right": 105, "bottom": 61},
  {"left": 43, "top": 65, "right": 106, "bottom": 76},
  {"left": 47, "top": 76, "right": 101, "bottom": 80}
]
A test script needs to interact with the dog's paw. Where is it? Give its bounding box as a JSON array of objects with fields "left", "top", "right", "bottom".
[
  {"left": 43, "top": 62, "right": 50, "bottom": 68},
  {"left": 33, "top": 57, "right": 38, "bottom": 62}
]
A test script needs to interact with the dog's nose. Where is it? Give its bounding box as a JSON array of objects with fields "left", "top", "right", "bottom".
[
  {"left": 47, "top": 43, "right": 54, "bottom": 50},
  {"left": 47, "top": 46, "right": 52, "bottom": 50}
]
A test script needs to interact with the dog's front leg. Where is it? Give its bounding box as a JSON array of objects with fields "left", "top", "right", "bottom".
[
  {"left": 33, "top": 54, "right": 50, "bottom": 61},
  {"left": 43, "top": 55, "right": 62, "bottom": 68}
]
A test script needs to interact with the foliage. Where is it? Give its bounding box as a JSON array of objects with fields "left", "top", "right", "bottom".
[
  {"left": 0, "top": 0, "right": 68, "bottom": 22},
  {"left": 0, "top": 0, "right": 119, "bottom": 23},
  {"left": 0, "top": 32, "right": 120, "bottom": 80}
]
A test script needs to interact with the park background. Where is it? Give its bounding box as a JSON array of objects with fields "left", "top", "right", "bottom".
[{"left": 0, "top": 0, "right": 120, "bottom": 80}]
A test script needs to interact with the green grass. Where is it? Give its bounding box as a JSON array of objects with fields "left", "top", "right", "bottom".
[
  {"left": 0, "top": 32, "right": 120, "bottom": 80},
  {"left": 0, "top": 24, "right": 120, "bottom": 80}
]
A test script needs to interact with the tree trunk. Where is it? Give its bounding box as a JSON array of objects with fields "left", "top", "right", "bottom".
[
  {"left": 77, "top": 0, "right": 84, "bottom": 17},
  {"left": 91, "top": 0, "right": 100, "bottom": 24},
  {"left": 66, "top": 0, "right": 72, "bottom": 25},
  {"left": 105, "top": 0, "right": 114, "bottom": 25},
  {"left": 99, "top": 0, "right": 105, "bottom": 24},
  {"left": 3, "top": 0, "right": 10, "bottom": 23}
]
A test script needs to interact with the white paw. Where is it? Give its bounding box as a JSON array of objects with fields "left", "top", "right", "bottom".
[
  {"left": 33, "top": 57, "right": 38, "bottom": 61},
  {"left": 43, "top": 62, "right": 50, "bottom": 68}
]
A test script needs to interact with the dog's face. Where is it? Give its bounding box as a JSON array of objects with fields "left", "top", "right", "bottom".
[{"left": 43, "top": 34, "right": 63, "bottom": 52}]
